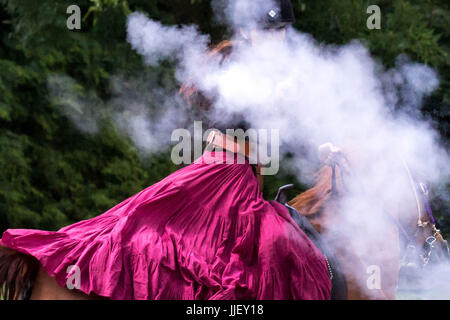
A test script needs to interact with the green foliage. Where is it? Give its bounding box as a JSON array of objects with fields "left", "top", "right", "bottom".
[
  {"left": 0, "top": 0, "right": 448, "bottom": 238},
  {"left": 0, "top": 0, "right": 180, "bottom": 232}
]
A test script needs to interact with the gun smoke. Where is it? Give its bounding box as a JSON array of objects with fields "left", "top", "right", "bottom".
[{"left": 48, "top": 0, "right": 449, "bottom": 299}]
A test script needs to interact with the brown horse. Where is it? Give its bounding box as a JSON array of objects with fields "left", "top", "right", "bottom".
[{"left": 289, "top": 143, "right": 449, "bottom": 299}]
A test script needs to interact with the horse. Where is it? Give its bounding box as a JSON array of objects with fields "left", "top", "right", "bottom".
[{"left": 288, "top": 143, "right": 449, "bottom": 299}]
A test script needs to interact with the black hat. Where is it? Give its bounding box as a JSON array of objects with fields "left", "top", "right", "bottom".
[{"left": 262, "top": 0, "right": 295, "bottom": 29}]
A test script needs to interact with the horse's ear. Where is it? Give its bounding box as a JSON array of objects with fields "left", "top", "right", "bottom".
[{"left": 318, "top": 142, "right": 341, "bottom": 165}]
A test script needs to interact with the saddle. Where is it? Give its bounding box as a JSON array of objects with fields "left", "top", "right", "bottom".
[{"left": 275, "top": 184, "right": 348, "bottom": 300}]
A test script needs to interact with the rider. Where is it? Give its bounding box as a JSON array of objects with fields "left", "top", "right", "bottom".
[
  {"left": 0, "top": 0, "right": 332, "bottom": 300},
  {"left": 180, "top": 0, "right": 297, "bottom": 188}
]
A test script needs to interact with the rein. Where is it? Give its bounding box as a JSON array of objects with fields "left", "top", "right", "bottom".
[
  {"left": 402, "top": 161, "right": 445, "bottom": 259},
  {"left": 328, "top": 151, "right": 446, "bottom": 268},
  {"left": 403, "top": 160, "right": 437, "bottom": 226},
  {"left": 329, "top": 157, "right": 415, "bottom": 244}
]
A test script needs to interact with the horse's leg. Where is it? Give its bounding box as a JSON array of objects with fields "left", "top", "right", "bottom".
[
  {"left": 334, "top": 248, "right": 388, "bottom": 300},
  {"left": 30, "top": 267, "right": 106, "bottom": 300}
]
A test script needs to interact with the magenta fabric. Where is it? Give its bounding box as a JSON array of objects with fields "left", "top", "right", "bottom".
[{"left": 1, "top": 151, "right": 331, "bottom": 300}]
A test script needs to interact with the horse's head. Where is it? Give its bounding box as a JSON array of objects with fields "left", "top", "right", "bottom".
[
  {"left": 289, "top": 142, "right": 449, "bottom": 299},
  {"left": 288, "top": 142, "right": 354, "bottom": 232}
]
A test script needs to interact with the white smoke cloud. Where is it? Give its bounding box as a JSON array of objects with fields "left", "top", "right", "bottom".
[
  {"left": 47, "top": 1, "right": 449, "bottom": 299},
  {"left": 125, "top": 6, "right": 449, "bottom": 299},
  {"left": 47, "top": 74, "right": 105, "bottom": 134},
  {"left": 108, "top": 75, "right": 187, "bottom": 155},
  {"left": 381, "top": 54, "right": 440, "bottom": 116},
  {"left": 47, "top": 73, "right": 187, "bottom": 156}
]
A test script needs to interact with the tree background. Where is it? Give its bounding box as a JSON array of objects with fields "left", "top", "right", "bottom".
[{"left": 0, "top": 0, "right": 448, "bottom": 237}]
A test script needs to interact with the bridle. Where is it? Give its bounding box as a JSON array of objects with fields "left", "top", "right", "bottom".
[
  {"left": 401, "top": 161, "right": 449, "bottom": 267},
  {"left": 325, "top": 150, "right": 448, "bottom": 268}
]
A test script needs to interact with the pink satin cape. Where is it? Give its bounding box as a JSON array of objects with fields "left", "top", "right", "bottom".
[{"left": 1, "top": 151, "right": 331, "bottom": 299}]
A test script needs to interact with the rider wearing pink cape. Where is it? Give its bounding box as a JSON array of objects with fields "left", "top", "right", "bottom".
[
  {"left": 1, "top": 150, "right": 331, "bottom": 299},
  {"left": 0, "top": 0, "right": 332, "bottom": 299}
]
